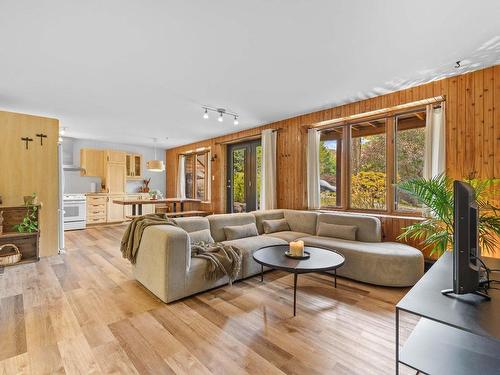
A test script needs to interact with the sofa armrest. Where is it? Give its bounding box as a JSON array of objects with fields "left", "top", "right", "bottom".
[{"left": 132, "top": 225, "right": 190, "bottom": 303}]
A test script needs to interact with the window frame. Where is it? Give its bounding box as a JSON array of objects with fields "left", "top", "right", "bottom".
[
  {"left": 184, "top": 150, "right": 210, "bottom": 202},
  {"left": 318, "top": 106, "right": 427, "bottom": 216}
]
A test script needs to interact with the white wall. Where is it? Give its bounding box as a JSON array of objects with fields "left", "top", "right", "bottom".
[{"left": 62, "top": 137, "right": 166, "bottom": 195}]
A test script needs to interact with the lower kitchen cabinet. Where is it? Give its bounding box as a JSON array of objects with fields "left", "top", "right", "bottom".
[{"left": 87, "top": 193, "right": 153, "bottom": 226}]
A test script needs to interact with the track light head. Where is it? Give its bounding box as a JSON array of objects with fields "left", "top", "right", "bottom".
[
  {"left": 218, "top": 112, "right": 224, "bottom": 122},
  {"left": 233, "top": 116, "right": 239, "bottom": 126},
  {"left": 203, "top": 108, "right": 209, "bottom": 119}
]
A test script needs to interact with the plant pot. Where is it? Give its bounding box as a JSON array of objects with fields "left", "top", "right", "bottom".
[{"left": 24, "top": 196, "right": 38, "bottom": 206}]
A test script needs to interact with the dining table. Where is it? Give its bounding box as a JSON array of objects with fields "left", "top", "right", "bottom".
[{"left": 112, "top": 197, "right": 201, "bottom": 215}]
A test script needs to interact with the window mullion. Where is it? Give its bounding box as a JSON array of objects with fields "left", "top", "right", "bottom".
[
  {"left": 342, "top": 125, "right": 350, "bottom": 209},
  {"left": 386, "top": 116, "right": 395, "bottom": 214}
]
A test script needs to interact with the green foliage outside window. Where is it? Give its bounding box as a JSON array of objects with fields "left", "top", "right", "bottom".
[{"left": 351, "top": 171, "right": 386, "bottom": 209}]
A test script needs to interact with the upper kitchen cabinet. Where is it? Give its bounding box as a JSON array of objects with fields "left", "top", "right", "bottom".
[
  {"left": 105, "top": 160, "right": 126, "bottom": 193},
  {"left": 80, "top": 149, "right": 104, "bottom": 176},
  {"left": 106, "top": 150, "right": 126, "bottom": 164},
  {"left": 125, "top": 153, "right": 143, "bottom": 179}
]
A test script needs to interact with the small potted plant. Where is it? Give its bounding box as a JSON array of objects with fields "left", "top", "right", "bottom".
[{"left": 149, "top": 189, "right": 163, "bottom": 200}]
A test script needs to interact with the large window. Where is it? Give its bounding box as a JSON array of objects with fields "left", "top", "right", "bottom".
[
  {"left": 350, "top": 119, "right": 387, "bottom": 210},
  {"left": 318, "top": 108, "right": 427, "bottom": 214},
  {"left": 185, "top": 151, "right": 209, "bottom": 201}
]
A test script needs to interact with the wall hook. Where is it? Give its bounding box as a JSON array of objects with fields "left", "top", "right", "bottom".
[
  {"left": 36, "top": 133, "right": 48, "bottom": 145},
  {"left": 21, "top": 137, "right": 33, "bottom": 149}
]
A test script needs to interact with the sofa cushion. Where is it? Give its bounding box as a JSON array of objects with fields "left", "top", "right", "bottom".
[
  {"left": 188, "top": 229, "right": 215, "bottom": 244},
  {"left": 222, "top": 235, "right": 287, "bottom": 277},
  {"left": 262, "top": 218, "right": 290, "bottom": 234},
  {"left": 300, "top": 235, "right": 423, "bottom": 287},
  {"left": 265, "top": 231, "right": 310, "bottom": 242},
  {"left": 208, "top": 213, "right": 256, "bottom": 242},
  {"left": 174, "top": 216, "right": 210, "bottom": 233},
  {"left": 317, "top": 222, "right": 357, "bottom": 241},
  {"left": 283, "top": 210, "right": 318, "bottom": 235},
  {"left": 251, "top": 209, "right": 285, "bottom": 234},
  {"left": 224, "top": 223, "right": 259, "bottom": 241},
  {"left": 317, "top": 213, "right": 381, "bottom": 242}
]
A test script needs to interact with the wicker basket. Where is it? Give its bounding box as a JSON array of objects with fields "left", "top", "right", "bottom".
[{"left": 0, "top": 244, "right": 22, "bottom": 266}]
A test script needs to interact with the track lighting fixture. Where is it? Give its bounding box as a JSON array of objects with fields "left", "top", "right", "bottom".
[{"left": 201, "top": 106, "right": 239, "bottom": 125}]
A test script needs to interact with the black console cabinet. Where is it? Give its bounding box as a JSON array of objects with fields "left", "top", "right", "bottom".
[{"left": 395, "top": 252, "right": 500, "bottom": 374}]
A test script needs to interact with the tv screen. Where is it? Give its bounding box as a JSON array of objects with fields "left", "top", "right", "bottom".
[{"left": 452, "top": 180, "right": 480, "bottom": 295}]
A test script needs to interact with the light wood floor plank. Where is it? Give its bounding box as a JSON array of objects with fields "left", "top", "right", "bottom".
[{"left": 0, "top": 225, "right": 418, "bottom": 374}]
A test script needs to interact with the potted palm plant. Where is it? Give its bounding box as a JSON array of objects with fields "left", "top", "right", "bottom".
[{"left": 397, "top": 174, "right": 500, "bottom": 257}]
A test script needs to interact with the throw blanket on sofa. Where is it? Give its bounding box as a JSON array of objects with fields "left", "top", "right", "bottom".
[
  {"left": 191, "top": 242, "right": 242, "bottom": 284},
  {"left": 120, "top": 214, "right": 177, "bottom": 264},
  {"left": 121, "top": 215, "right": 243, "bottom": 283}
]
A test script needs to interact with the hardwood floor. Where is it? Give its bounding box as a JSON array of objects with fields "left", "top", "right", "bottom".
[{"left": 0, "top": 225, "right": 418, "bottom": 374}]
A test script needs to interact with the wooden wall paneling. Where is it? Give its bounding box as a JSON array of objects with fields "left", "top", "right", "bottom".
[
  {"left": 447, "top": 76, "right": 458, "bottom": 178},
  {"left": 495, "top": 66, "right": 500, "bottom": 179},
  {"left": 464, "top": 71, "right": 475, "bottom": 178},
  {"left": 483, "top": 67, "right": 494, "bottom": 178},
  {"left": 0, "top": 111, "right": 59, "bottom": 257},
  {"left": 473, "top": 69, "right": 485, "bottom": 178}
]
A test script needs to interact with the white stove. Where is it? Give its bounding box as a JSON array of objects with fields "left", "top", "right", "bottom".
[{"left": 63, "top": 193, "right": 87, "bottom": 230}]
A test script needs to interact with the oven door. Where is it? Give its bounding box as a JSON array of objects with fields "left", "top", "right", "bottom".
[{"left": 63, "top": 200, "right": 86, "bottom": 222}]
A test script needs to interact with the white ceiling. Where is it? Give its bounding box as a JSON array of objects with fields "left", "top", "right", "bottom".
[{"left": 1, "top": 1, "right": 499, "bottom": 148}]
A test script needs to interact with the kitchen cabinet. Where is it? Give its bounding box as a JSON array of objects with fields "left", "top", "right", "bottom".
[
  {"left": 105, "top": 162, "right": 126, "bottom": 194},
  {"left": 80, "top": 149, "right": 104, "bottom": 177},
  {"left": 106, "top": 150, "right": 126, "bottom": 164},
  {"left": 126, "top": 153, "right": 143, "bottom": 179},
  {"left": 106, "top": 195, "right": 126, "bottom": 222},
  {"left": 87, "top": 193, "right": 154, "bottom": 226},
  {"left": 86, "top": 195, "right": 106, "bottom": 224}
]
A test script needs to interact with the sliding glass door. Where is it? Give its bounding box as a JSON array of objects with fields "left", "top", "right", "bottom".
[{"left": 227, "top": 140, "right": 261, "bottom": 213}]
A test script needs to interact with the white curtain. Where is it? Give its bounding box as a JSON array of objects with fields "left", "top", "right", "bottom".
[
  {"left": 260, "top": 129, "right": 277, "bottom": 210},
  {"left": 207, "top": 150, "right": 212, "bottom": 202},
  {"left": 176, "top": 155, "right": 186, "bottom": 198},
  {"left": 423, "top": 103, "right": 446, "bottom": 179},
  {"left": 307, "top": 128, "right": 321, "bottom": 209}
]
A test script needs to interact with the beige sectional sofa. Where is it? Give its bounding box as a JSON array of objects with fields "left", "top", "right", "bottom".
[{"left": 133, "top": 209, "right": 424, "bottom": 303}]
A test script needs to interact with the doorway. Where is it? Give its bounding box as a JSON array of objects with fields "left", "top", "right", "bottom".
[{"left": 226, "top": 140, "right": 262, "bottom": 213}]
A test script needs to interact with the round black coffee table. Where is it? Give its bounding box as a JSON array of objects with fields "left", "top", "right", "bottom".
[{"left": 253, "top": 245, "right": 345, "bottom": 316}]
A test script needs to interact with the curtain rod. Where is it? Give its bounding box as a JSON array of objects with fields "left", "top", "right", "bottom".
[
  {"left": 180, "top": 146, "right": 212, "bottom": 156},
  {"left": 307, "top": 95, "right": 445, "bottom": 130},
  {"left": 215, "top": 127, "right": 283, "bottom": 145}
]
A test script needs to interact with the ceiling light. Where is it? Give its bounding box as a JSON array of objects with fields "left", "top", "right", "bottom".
[
  {"left": 146, "top": 138, "right": 165, "bottom": 172},
  {"left": 201, "top": 106, "right": 239, "bottom": 125}
]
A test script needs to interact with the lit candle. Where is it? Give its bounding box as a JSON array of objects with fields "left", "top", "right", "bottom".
[{"left": 289, "top": 240, "right": 304, "bottom": 257}]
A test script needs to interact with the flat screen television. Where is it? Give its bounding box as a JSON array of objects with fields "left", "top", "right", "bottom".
[{"left": 441, "top": 180, "right": 490, "bottom": 300}]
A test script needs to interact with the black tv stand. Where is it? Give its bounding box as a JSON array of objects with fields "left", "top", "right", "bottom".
[
  {"left": 440, "top": 288, "right": 491, "bottom": 301},
  {"left": 396, "top": 252, "right": 500, "bottom": 375}
]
